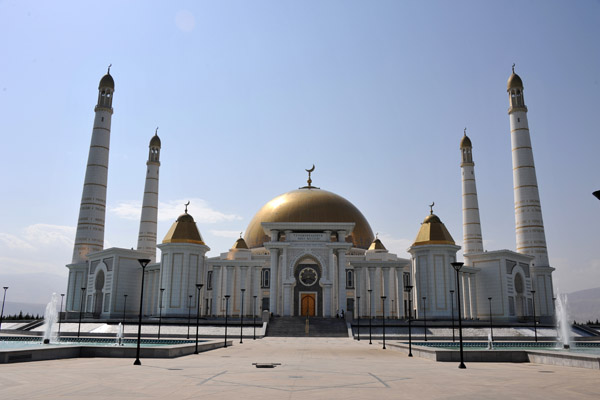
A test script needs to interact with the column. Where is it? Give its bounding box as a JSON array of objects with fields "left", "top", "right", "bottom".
[
  {"left": 269, "top": 248, "right": 279, "bottom": 315},
  {"left": 337, "top": 249, "right": 347, "bottom": 314}
]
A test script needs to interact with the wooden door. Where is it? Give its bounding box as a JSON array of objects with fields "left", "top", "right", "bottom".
[{"left": 301, "top": 294, "right": 316, "bottom": 316}]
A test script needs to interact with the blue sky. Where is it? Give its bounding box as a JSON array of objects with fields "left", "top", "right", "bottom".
[{"left": 0, "top": 0, "right": 599, "bottom": 304}]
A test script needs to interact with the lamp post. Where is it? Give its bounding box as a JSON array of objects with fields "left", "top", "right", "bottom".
[
  {"left": 451, "top": 262, "right": 466, "bottom": 369},
  {"left": 531, "top": 290, "right": 538, "bottom": 342},
  {"left": 450, "top": 290, "right": 455, "bottom": 342},
  {"left": 77, "top": 287, "right": 86, "bottom": 338},
  {"left": 422, "top": 296, "right": 427, "bottom": 341},
  {"left": 122, "top": 294, "right": 128, "bottom": 326},
  {"left": 368, "top": 289, "right": 373, "bottom": 345},
  {"left": 488, "top": 297, "right": 494, "bottom": 341},
  {"left": 224, "top": 295, "right": 230, "bottom": 348},
  {"left": 187, "top": 294, "right": 192, "bottom": 339},
  {"left": 356, "top": 296, "right": 361, "bottom": 341},
  {"left": 194, "top": 284, "right": 203, "bottom": 354},
  {"left": 240, "top": 289, "right": 245, "bottom": 344},
  {"left": 134, "top": 258, "right": 150, "bottom": 366},
  {"left": 404, "top": 285, "right": 413, "bottom": 357},
  {"left": 381, "top": 296, "right": 387, "bottom": 349},
  {"left": 253, "top": 295, "right": 257, "bottom": 340},
  {"left": 158, "top": 288, "right": 165, "bottom": 340},
  {"left": 0, "top": 286, "right": 7, "bottom": 333},
  {"left": 57, "top": 293, "right": 65, "bottom": 339}
]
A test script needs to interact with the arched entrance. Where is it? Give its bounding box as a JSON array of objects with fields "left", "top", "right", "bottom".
[
  {"left": 93, "top": 269, "right": 105, "bottom": 317},
  {"left": 293, "top": 257, "right": 323, "bottom": 317},
  {"left": 514, "top": 273, "right": 525, "bottom": 318}
]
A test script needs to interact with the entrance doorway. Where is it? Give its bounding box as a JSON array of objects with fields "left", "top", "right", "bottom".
[{"left": 300, "top": 293, "right": 316, "bottom": 316}]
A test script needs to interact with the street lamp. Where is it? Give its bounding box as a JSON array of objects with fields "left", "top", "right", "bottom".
[
  {"left": 0, "top": 286, "right": 7, "bottom": 333},
  {"left": 450, "top": 290, "right": 455, "bottom": 342},
  {"left": 240, "top": 289, "right": 245, "bottom": 344},
  {"left": 224, "top": 295, "right": 230, "bottom": 348},
  {"left": 404, "top": 285, "right": 413, "bottom": 357},
  {"left": 451, "top": 261, "right": 466, "bottom": 369},
  {"left": 122, "top": 294, "right": 128, "bottom": 326},
  {"left": 531, "top": 290, "right": 538, "bottom": 342},
  {"left": 422, "top": 296, "right": 427, "bottom": 342},
  {"left": 78, "top": 287, "right": 86, "bottom": 338},
  {"left": 381, "top": 296, "right": 387, "bottom": 349},
  {"left": 488, "top": 297, "right": 494, "bottom": 341},
  {"left": 356, "top": 295, "right": 361, "bottom": 341},
  {"left": 187, "top": 294, "right": 192, "bottom": 339},
  {"left": 194, "top": 284, "right": 203, "bottom": 354},
  {"left": 134, "top": 258, "right": 151, "bottom": 366},
  {"left": 158, "top": 288, "right": 165, "bottom": 340},
  {"left": 58, "top": 293, "right": 65, "bottom": 339},
  {"left": 368, "top": 289, "right": 373, "bottom": 345},
  {"left": 253, "top": 295, "right": 257, "bottom": 340}
]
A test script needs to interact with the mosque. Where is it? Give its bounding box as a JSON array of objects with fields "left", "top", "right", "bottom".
[{"left": 64, "top": 67, "right": 555, "bottom": 323}]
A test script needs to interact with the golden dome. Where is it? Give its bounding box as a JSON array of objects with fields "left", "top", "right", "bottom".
[
  {"left": 460, "top": 134, "right": 472, "bottom": 149},
  {"left": 507, "top": 72, "right": 523, "bottom": 91},
  {"left": 162, "top": 212, "right": 205, "bottom": 245},
  {"left": 412, "top": 213, "right": 455, "bottom": 246},
  {"left": 245, "top": 187, "right": 374, "bottom": 249},
  {"left": 99, "top": 73, "right": 114, "bottom": 90},
  {"left": 368, "top": 238, "right": 387, "bottom": 251},
  {"left": 232, "top": 237, "right": 249, "bottom": 249}
]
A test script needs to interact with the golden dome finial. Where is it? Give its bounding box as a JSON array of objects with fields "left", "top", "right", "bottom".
[
  {"left": 512, "top": 63, "right": 515, "bottom": 73},
  {"left": 155, "top": 126, "right": 158, "bottom": 135},
  {"left": 239, "top": 231, "right": 243, "bottom": 239},
  {"left": 108, "top": 64, "right": 112, "bottom": 74},
  {"left": 429, "top": 201, "right": 435, "bottom": 215},
  {"left": 305, "top": 164, "right": 315, "bottom": 188},
  {"left": 464, "top": 127, "right": 467, "bottom": 136},
  {"left": 184, "top": 201, "right": 190, "bottom": 214}
]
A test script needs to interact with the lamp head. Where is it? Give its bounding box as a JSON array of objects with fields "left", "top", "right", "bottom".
[
  {"left": 241, "top": 288, "right": 246, "bottom": 292},
  {"left": 451, "top": 261, "right": 464, "bottom": 272},
  {"left": 404, "top": 285, "right": 413, "bottom": 293},
  {"left": 196, "top": 283, "right": 203, "bottom": 290},
  {"left": 138, "top": 258, "right": 151, "bottom": 268}
]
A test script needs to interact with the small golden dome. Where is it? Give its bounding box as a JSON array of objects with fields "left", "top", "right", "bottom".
[
  {"left": 507, "top": 72, "right": 523, "bottom": 91},
  {"left": 162, "top": 212, "right": 205, "bottom": 245},
  {"left": 245, "top": 187, "right": 374, "bottom": 249},
  {"left": 412, "top": 213, "right": 455, "bottom": 246},
  {"left": 368, "top": 238, "right": 387, "bottom": 251},
  {"left": 460, "top": 134, "right": 472, "bottom": 149},
  {"left": 150, "top": 133, "right": 161, "bottom": 148},
  {"left": 99, "top": 73, "right": 115, "bottom": 90},
  {"left": 232, "top": 237, "right": 249, "bottom": 249}
]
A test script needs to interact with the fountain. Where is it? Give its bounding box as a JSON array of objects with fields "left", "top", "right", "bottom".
[
  {"left": 42, "top": 293, "right": 60, "bottom": 344},
  {"left": 486, "top": 332, "right": 494, "bottom": 350},
  {"left": 115, "top": 322, "right": 124, "bottom": 346},
  {"left": 555, "top": 292, "right": 572, "bottom": 349}
]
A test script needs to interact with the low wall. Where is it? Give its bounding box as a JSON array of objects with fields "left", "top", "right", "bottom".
[{"left": 0, "top": 339, "right": 230, "bottom": 364}]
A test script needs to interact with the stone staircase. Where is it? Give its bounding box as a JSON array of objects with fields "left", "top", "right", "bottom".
[{"left": 267, "top": 316, "right": 348, "bottom": 337}]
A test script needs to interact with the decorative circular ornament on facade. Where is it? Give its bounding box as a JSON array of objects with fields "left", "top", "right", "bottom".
[{"left": 299, "top": 267, "right": 318, "bottom": 286}]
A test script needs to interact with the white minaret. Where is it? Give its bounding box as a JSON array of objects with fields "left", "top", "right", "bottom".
[
  {"left": 507, "top": 66, "right": 549, "bottom": 267},
  {"left": 136, "top": 129, "right": 161, "bottom": 262},
  {"left": 460, "top": 129, "right": 484, "bottom": 254},
  {"left": 71, "top": 67, "right": 115, "bottom": 263}
]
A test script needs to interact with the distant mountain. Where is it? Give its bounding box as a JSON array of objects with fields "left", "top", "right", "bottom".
[{"left": 566, "top": 287, "right": 600, "bottom": 324}]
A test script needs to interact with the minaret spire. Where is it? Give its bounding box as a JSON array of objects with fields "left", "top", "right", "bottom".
[
  {"left": 136, "top": 129, "right": 162, "bottom": 262},
  {"left": 460, "top": 130, "right": 484, "bottom": 254},
  {"left": 507, "top": 68, "right": 548, "bottom": 267},
  {"left": 71, "top": 69, "right": 115, "bottom": 263}
]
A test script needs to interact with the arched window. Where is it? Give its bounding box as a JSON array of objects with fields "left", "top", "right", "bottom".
[
  {"left": 346, "top": 269, "right": 354, "bottom": 288},
  {"left": 261, "top": 268, "right": 270, "bottom": 288}
]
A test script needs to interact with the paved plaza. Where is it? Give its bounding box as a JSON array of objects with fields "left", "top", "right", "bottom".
[{"left": 1, "top": 337, "right": 598, "bottom": 399}]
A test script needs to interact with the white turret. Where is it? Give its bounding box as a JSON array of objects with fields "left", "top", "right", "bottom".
[
  {"left": 507, "top": 66, "right": 549, "bottom": 267},
  {"left": 136, "top": 129, "right": 161, "bottom": 262},
  {"left": 460, "top": 130, "right": 484, "bottom": 254},
  {"left": 71, "top": 67, "right": 114, "bottom": 263}
]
